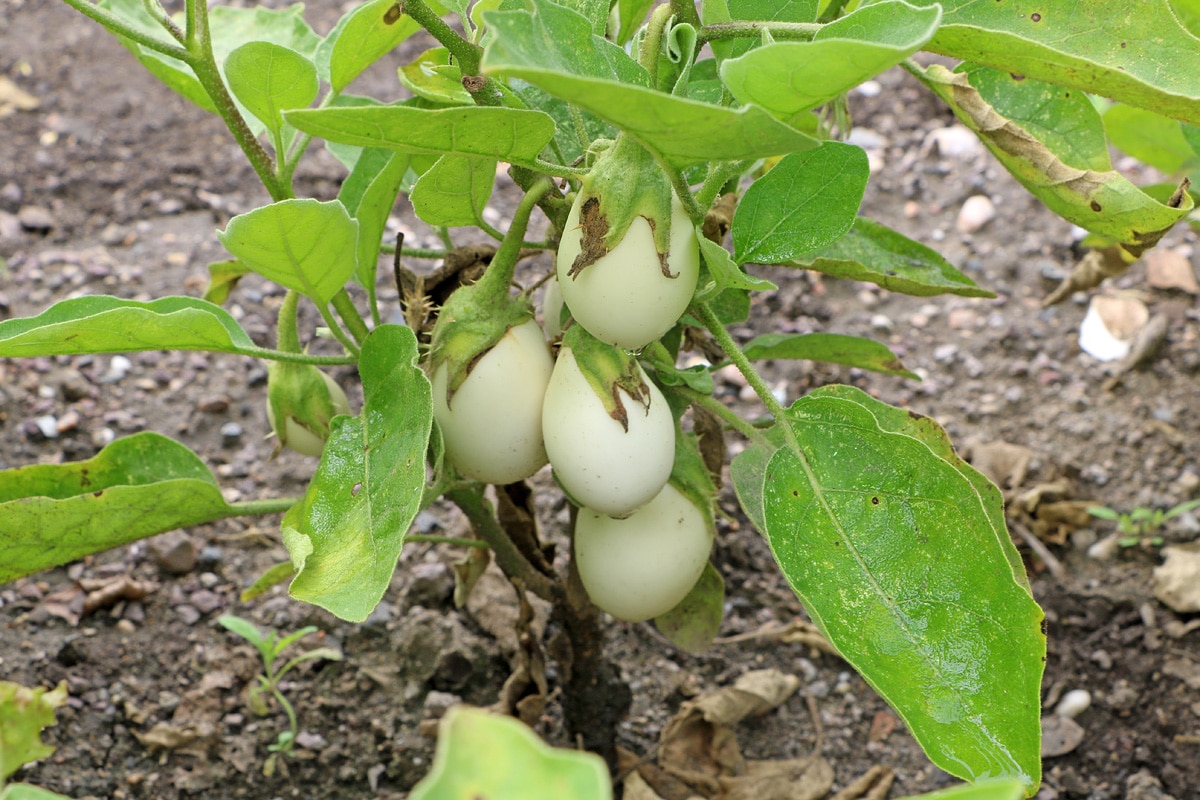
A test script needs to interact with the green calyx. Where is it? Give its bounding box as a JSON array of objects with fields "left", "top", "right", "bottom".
[
  {"left": 562, "top": 324, "right": 655, "bottom": 433},
  {"left": 428, "top": 282, "right": 534, "bottom": 402},
  {"left": 564, "top": 135, "right": 677, "bottom": 280},
  {"left": 266, "top": 362, "right": 342, "bottom": 447}
]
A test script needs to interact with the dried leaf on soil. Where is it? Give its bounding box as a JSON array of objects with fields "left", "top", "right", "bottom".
[
  {"left": 1153, "top": 545, "right": 1200, "bottom": 613},
  {"left": 1144, "top": 248, "right": 1200, "bottom": 294}
]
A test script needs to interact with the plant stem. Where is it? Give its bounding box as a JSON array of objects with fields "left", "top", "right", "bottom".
[
  {"left": 316, "top": 303, "right": 361, "bottom": 357},
  {"left": 229, "top": 497, "right": 301, "bottom": 516},
  {"left": 692, "top": 300, "right": 786, "bottom": 421},
  {"left": 183, "top": 0, "right": 288, "bottom": 201},
  {"left": 238, "top": 347, "right": 357, "bottom": 366},
  {"left": 699, "top": 21, "right": 819, "bottom": 42},
  {"left": 693, "top": 300, "right": 806, "bottom": 454},
  {"left": 670, "top": 0, "right": 702, "bottom": 31},
  {"left": 270, "top": 685, "right": 299, "bottom": 752},
  {"left": 142, "top": 0, "right": 185, "bottom": 44},
  {"left": 638, "top": 3, "right": 674, "bottom": 85},
  {"left": 406, "top": 534, "right": 490, "bottom": 548},
  {"left": 404, "top": 0, "right": 481, "bottom": 74},
  {"left": 446, "top": 487, "right": 557, "bottom": 602},
  {"left": 331, "top": 289, "right": 370, "bottom": 345},
  {"left": 676, "top": 386, "right": 771, "bottom": 448},
  {"left": 276, "top": 291, "right": 302, "bottom": 352},
  {"left": 697, "top": 159, "right": 749, "bottom": 211},
  {"left": 58, "top": 0, "right": 189, "bottom": 58},
  {"left": 471, "top": 177, "right": 555, "bottom": 303}
]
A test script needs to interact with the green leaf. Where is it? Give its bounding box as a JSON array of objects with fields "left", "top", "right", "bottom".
[
  {"left": 286, "top": 105, "right": 557, "bottom": 170},
  {"left": 615, "top": 0, "right": 655, "bottom": 44},
  {"left": 97, "top": 0, "right": 319, "bottom": 115},
  {"left": 900, "top": 779, "right": 1024, "bottom": 800},
  {"left": 409, "top": 706, "right": 611, "bottom": 800},
  {"left": 217, "top": 614, "right": 268, "bottom": 648},
  {"left": 788, "top": 217, "right": 994, "bottom": 298},
  {"left": 739, "top": 386, "right": 1043, "bottom": 790},
  {"left": 696, "top": 237, "right": 777, "bottom": 301},
  {"left": 1103, "top": 104, "right": 1199, "bottom": 177},
  {"left": 225, "top": 42, "right": 318, "bottom": 135},
  {"left": 0, "top": 296, "right": 256, "bottom": 357},
  {"left": 916, "top": 63, "right": 1193, "bottom": 256},
  {"left": 317, "top": 0, "right": 439, "bottom": 92},
  {"left": 654, "top": 562, "right": 724, "bottom": 653},
  {"left": 732, "top": 144, "right": 869, "bottom": 264},
  {"left": 0, "top": 682, "right": 67, "bottom": 780},
  {"left": 920, "top": 0, "right": 1200, "bottom": 128},
  {"left": 282, "top": 325, "right": 432, "bottom": 623},
  {"left": 219, "top": 199, "right": 359, "bottom": 304},
  {"left": 398, "top": 47, "right": 474, "bottom": 105},
  {"left": 0, "top": 783, "right": 74, "bottom": 800},
  {"left": 507, "top": 82, "right": 616, "bottom": 167},
  {"left": 346, "top": 151, "right": 411, "bottom": 307},
  {"left": 241, "top": 561, "right": 297, "bottom": 602},
  {"left": 720, "top": 1, "right": 941, "bottom": 125},
  {"left": 481, "top": 0, "right": 819, "bottom": 167},
  {"left": 203, "top": 259, "right": 251, "bottom": 305},
  {"left": 743, "top": 332, "right": 918, "bottom": 378},
  {"left": 0, "top": 434, "right": 244, "bottom": 584},
  {"left": 411, "top": 155, "right": 497, "bottom": 227}
]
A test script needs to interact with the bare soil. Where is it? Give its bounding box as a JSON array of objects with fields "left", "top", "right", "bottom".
[{"left": 2, "top": 2, "right": 1199, "bottom": 799}]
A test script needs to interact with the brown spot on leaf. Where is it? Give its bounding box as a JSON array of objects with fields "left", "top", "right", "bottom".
[
  {"left": 871, "top": 496, "right": 880, "bottom": 505},
  {"left": 1090, "top": 200, "right": 1102, "bottom": 212},
  {"left": 567, "top": 197, "right": 609, "bottom": 278},
  {"left": 383, "top": 3, "right": 402, "bottom": 24},
  {"left": 1030, "top": 12, "right": 1041, "bottom": 22},
  {"left": 462, "top": 75, "right": 486, "bottom": 93}
]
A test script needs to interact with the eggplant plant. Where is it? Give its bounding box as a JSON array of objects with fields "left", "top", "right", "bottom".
[{"left": 4, "top": 0, "right": 1199, "bottom": 796}]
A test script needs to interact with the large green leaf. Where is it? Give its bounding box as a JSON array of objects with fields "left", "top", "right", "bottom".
[
  {"left": 481, "top": 0, "right": 818, "bottom": 167},
  {"left": 410, "top": 155, "right": 497, "bottom": 227},
  {"left": 0, "top": 434, "right": 243, "bottom": 584},
  {"left": 1103, "top": 104, "right": 1200, "bottom": 177},
  {"left": 409, "top": 706, "right": 610, "bottom": 800},
  {"left": 733, "top": 386, "right": 1043, "bottom": 791},
  {"left": 0, "top": 296, "right": 257, "bottom": 358},
  {"left": 282, "top": 325, "right": 432, "bottom": 622},
  {"left": 916, "top": 0, "right": 1200, "bottom": 128},
  {"left": 721, "top": 1, "right": 941, "bottom": 125},
  {"left": 743, "top": 332, "right": 918, "bottom": 378},
  {"left": 0, "top": 681, "right": 67, "bottom": 780},
  {"left": 788, "top": 217, "right": 994, "bottom": 298},
  {"left": 317, "top": 0, "right": 442, "bottom": 92},
  {"left": 917, "top": 63, "right": 1193, "bottom": 256},
  {"left": 97, "top": 0, "right": 319, "bottom": 115},
  {"left": 732, "top": 144, "right": 869, "bottom": 264},
  {"left": 654, "top": 562, "right": 725, "bottom": 653},
  {"left": 218, "top": 199, "right": 359, "bottom": 304},
  {"left": 286, "top": 105, "right": 557, "bottom": 170},
  {"left": 344, "top": 151, "right": 411, "bottom": 308},
  {"left": 224, "top": 42, "right": 319, "bottom": 136},
  {"left": 900, "top": 779, "right": 1024, "bottom": 800},
  {"left": 1, "top": 784, "right": 73, "bottom": 800}
]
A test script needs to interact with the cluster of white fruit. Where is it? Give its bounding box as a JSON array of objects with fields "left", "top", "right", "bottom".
[{"left": 432, "top": 190, "right": 714, "bottom": 623}]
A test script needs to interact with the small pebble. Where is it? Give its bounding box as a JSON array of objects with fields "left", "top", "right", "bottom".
[
  {"left": 176, "top": 605, "right": 201, "bottom": 625},
  {"left": 149, "top": 532, "right": 196, "bottom": 575},
  {"left": 17, "top": 205, "right": 54, "bottom": 231},
  {"left": 189, "top": 590, "right": 221, "bottom": 615},
  {"left": 92, "top": 427, "right": 116, "bottom": 448},
  {"left": 1087, "top": 534, "right": 1120, "bottom": 561},
  {"left": 99, "top": 355, "right": 133, "bottom": 384},
  {"left": 197, "top": 395, "right": 231, "bottom": 413},
  {"left": 1090, "top": 650, "right": 1113, "bottom": 670},
  {"left": 956, "top": 195, "right": 996, "bottom": 233},
  {"left": 220, "top": 422, "right": 244, "bottom": 447},
  {"left": 34, "top": 415, "right": 59, "bottom": 439},
  {"left": 870, "top": 314, "right": 894, "bottom": 331},
  {"left": 295, "top": 731, "right": 328, "bottom": 751},
  {"left": 1054, "top": 689, "right": 1092, "bottom": 719}
]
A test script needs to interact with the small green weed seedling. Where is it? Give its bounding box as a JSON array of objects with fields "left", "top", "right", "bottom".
[
  {"left": 1087, "top": 499, "right": 1200, "bottom": 548},
  {"left": 218, "top": 614, "right": 342, "bottom": 775}
]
